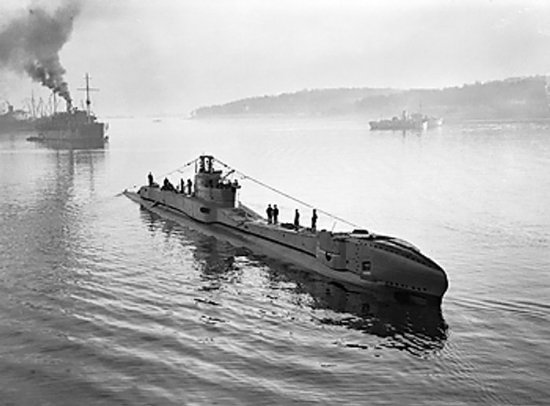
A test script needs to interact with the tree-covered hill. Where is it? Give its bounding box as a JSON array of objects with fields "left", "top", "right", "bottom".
[{"left": 192, "top": 76, "right": 550, "bottom": 120}]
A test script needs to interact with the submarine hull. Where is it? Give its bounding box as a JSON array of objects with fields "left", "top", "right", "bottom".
[{"left": 124, "top": 188, "right": 448, "bottom": 302}]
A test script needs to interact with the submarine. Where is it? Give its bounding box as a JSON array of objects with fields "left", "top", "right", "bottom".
[{"left": 123, "top": 155, "right": 448, "bottom": 302}]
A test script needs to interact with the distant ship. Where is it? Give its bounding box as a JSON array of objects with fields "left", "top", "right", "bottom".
[
  {"left": 28, "top": 74, "right": 107, "bottom": 146},
  {"left": 0, "top": 102, "right": 34, "bottom": 133},
  {"left": 370, "top": 110, "right": 443, "bottom": 131}
]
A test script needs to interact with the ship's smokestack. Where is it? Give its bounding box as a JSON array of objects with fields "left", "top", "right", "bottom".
[{"left": 0, "top": 1, "right": 82, "bottom": 106}]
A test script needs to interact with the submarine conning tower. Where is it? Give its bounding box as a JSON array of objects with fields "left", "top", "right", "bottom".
[{"left": 194, "top": 155, "right": 240, "bottom": 208}]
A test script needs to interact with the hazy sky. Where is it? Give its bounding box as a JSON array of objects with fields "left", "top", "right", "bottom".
[{"left": 1, "top": 0, "right": 549, "bottom": 116}]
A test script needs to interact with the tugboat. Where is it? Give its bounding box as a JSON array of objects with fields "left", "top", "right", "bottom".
[
  {"left": 123, "top": 155, "right": 449, "bottom": 302},
  {"left": 369, "top": 110, "right": 443, "bottom": 131},
  {"left": 29, "top": 74, "right": 107, "bottom": 146}
]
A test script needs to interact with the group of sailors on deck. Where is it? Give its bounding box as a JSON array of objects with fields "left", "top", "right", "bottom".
[
  {"left": 267, "top": 204, "right": 318, "bottom": 232},
  {"left": 148, "top": 172, "right": 194, "bottom": 195},
  {"left": 148, "top": 171, "right": 240, "bottom": 195},
  {"left": 147, "top": 171, "right": 318, "bottom": 232},
  {"left": 266, "top": 204, "right": 279, "bottom": 224}
]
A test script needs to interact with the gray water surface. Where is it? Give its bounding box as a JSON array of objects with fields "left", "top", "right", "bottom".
[{"left": 1, "top": 117, "right": 549, "bottom": 405}]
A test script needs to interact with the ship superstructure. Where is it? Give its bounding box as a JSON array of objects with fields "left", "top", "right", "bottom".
[
  {"left": 0, "top": 102, "right": 33, "bottom": 133},
  {"left": 124, "top": 155, "right": 448, "bottom": 302},
  {"left": 31, "top": 74, "right": 106, "bottom": 144}
]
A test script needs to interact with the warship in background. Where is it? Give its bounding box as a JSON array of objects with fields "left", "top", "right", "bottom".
[
  {"left": 28, "top": 74, "right": 107, "bottom": 147},
  {"left": 369, "top": 110, "right": 443, "bottom": 131},
  {"left": 0, "top": 102, "right": 34, "bottom": 133}
]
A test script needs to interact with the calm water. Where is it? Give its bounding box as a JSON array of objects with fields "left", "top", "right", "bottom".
[{"left": 1, "top": 117, "right": 549, "bottom": 405}]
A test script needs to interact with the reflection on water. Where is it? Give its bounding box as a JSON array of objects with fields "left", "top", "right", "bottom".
[
  {"left": 26, "top": 137, "right": 108, "bottom": 151},
  {"left": 0, "top": 141, "right": 110, "bottom": 405},
  {"left": 138, "top": 208, "right": 447, "bottom": 357},
  {"left": 141, "top": 208, "right": 246, "bottom": 290},
  {"left": 306, "top": 282, "right": 448, "bottom": 356},
  {"left": 262, "top": 261, "right": 448, "bottom": 357},
  {"left": 0, "top": 143, "right": 106, "bottom": 307}
]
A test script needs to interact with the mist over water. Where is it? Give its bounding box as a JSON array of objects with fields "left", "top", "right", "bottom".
[{"left": 1, "top": 117, "right": 549, "bottom": 405}]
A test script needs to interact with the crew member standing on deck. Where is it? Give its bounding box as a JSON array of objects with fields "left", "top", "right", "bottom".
[
  {"left": 266, "top": 204, "right": 273, "bottom": 224},
  {"left": 311, "top": 209, "right": 318, "bottom": 231},
  {"left": 294, "top": 209, "right": 300, "bottom": 230},
  {"left": 148, "top": 172, "right": 154, "bottom": 186},
  {"left": 187, "top": 179, "right": 193, "bottom": 195},
  {"left": 273, "top": 204, "right": 279, "bottom": 225}
]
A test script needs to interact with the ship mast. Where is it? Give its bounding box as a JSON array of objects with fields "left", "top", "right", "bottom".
[
  {"left": 78, "top": 73, "right": 99, "bottom": 122},
  {"left": 31, "top": 91, "right": 36, "bottom": 118}
]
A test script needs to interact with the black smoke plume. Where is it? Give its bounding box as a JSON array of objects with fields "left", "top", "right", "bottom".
[{"left": 0, "top": 1, "right": 82, "bottom": 107}]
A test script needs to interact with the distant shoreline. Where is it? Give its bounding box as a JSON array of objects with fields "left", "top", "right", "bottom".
[
  {"left": 191, "top": 75, "right": 550, "bottom": 122},
  {"left": 187, "top": 114, "right": 550, "bottom": 125}
]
